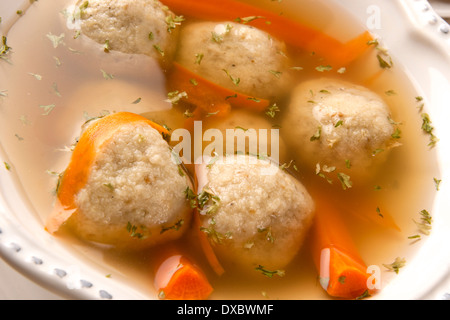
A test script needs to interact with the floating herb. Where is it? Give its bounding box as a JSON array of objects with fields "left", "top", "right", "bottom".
[
  {"left": 235, "top": 16, "right": 265, "bottom": 24},
  {"left": 421, "top": 113, "right": 438, "bottom": 148},
  {"left": 315, "top": 65, "right": 332, "bottom": 72},
  {"left": 153, "top": 44, "right": 165, "bottom": 56},
  {"left": 310, "top": 126, "right": 322, "bottom": 141},
  {"left": 126, "top": 222, "right": 148, "bottom": 239},
  {"left": 195, "top": 53, "right": 204, "bottom": 65},
  {"left": 3, "top": 162, "right": 11, "bottom": 171},
  {"left": 265, "top": 103, "right": 280, "bottom": 118},
  {"left": 46, "top": 32, "right": 65, "bottom": 48},
  {"left": 255, "top": 265, "right": 285, "bottom": 278},
  {"left": 434, "top": 177, "right": 441, "bottom": 191},
  {"left": 222, "top": 69, "right": 240, "bottom": 85},
  {"left": 160, "top": 219, "right": 184, "bottom": 234},
  {"left": 337, "top": 172, "right": 353, "bottom": 190},
  {"left": 100, "top": 69, "right": 114, "bottom": 80},
  {"left": 40, "top": 104, "right": 56, "bottom": 115},
  {"left": 165, "top": 15, "right": 184, "bottom": 33},
  {"left": 166, "top": 90, "right": 187, "bottom": 105}
]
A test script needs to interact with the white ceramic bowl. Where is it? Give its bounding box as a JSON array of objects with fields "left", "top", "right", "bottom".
[{"left": 1, "top": 0, "right": 450, "bottom": 300}]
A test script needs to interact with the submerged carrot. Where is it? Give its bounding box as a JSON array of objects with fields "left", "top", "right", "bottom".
[
  {"left": 167, "top": 62, "right": 270, "bottom": 115},
  {"left": 160, "top": 0, "right": 374, "bottom": 66},
  {"left": 154, "top": 252, "right": 214, "bottom": 300},
  {"left": 310, "top": 196, "right": 374, "bottom": 299},
  {"left": 45, "top": 112, "right": 170, "bottom": 233}
]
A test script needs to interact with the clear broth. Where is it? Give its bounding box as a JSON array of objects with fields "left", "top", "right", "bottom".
[{"left": 0, "top": 0, "right": 440, "bottom": 299}]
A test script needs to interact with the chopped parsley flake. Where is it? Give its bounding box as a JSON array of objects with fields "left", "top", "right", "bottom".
[
  {"left": 391, "top": 127, "right": 402, "bottom": 139},
  {"left": 310, "top": 126, "right": 322, "bottom": 141},
  {"left": 165, "top": 15, "right": 184, "bottom": 33},
  {"left": 315, "top": 65, "right": 332, "bottom": 72},
  {"left": 200, "top": 217, "right": 232, "bottom": 245},
  {"left": 222, "top": 69, "right": 240, "bottom": 85},
  {"left": 255, "top": 265, "right": 285, "bottom": 278},
  {"left": 269, "top": 70, "right": 282, "bottom": 78},
  {"left": 183, "top": 109, "right": 194, "bottom": 118},
  {"left": 131, "top": 97, "right": 141, "bottom": 104},
  {"left": 385, "top": 90, "right": 397, "bottom": 96},
  {"left": 103, "top": 39, "right": 111, "bottom": 53},
  {"left": 421, "top": 113, "right": 438, "bottom": 148},
  {"left": 166, "top": 90, "right": 187, "bottom": 105},
  {"left": 377, "top": 53, "right": 393, "bottom": 69},
  {"left": 265, "top": 103, "right": 280, "bottom": 118},
  {"left": 337, "top": 172, "right": 353, "bottom": 190},
  {"left": 413, "top": 209, "right": 433, "bottom": 236},
  {"left": 434, "top": 178, "right": 441, "bottom": 191},
  {"left": 39, "top": 104, "right": 56, "bottom": 115},
  {"left": 46, "top": 32, "right": 65, "bottom": 48},
  {"left": 160, "top": 219, "right": 184, "bottom": 234},
  {"left": 258, "top": 227, "right": 275, "bottom": 243},
  {"left": 126, "top": 222, "right": 148, "bottom": 239},
  {"left": 194, "top": 53, "right": 204, "bottom": 65},
  {"left": 0, "top": 36, "right": 12, "bottom": 59},
  {"left": 235, "top": 16, "right": 265, "bottom": 24},
  {"left": 3, "top": 162, "right": 11, "bottom": 171},
  {"left": 28, "top": 73, "right": 42, "bottom": 80},
  {"left": 153, "top": 44, "right": 165, "bottom": 56},
  {"left": 100, "top": 69, "right": 114, "bottom": 80}
]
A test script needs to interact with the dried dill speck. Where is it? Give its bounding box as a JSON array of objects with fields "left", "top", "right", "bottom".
[
  {"left": 160, "top": 219, "right": 184, "bottom": 234},
  {"left": 421, "top": 113, "right": 439, "bottom": 148},
  {"left": 3, "top": 162, "right": 11, "bottom": 171},
  {"left": 255, "top": 265, "right": 285, "bottom": 278},
  {"left": 337, "top": 172, "right": 352, "bottom": 190},
  {"left": 222, "top": 69, "right": 240, "bottom": 86},
  {"left": 265, "top": 103, "right": 280, "bottom": 118},
  {"left": 310, "top": 126, "right": 322, "bottom": 141},
  {"left": 315, "top": 65, "right": 332, "bottom": 72},
  {"left": 434, "top": 177, "right": 441, "bottom": 191}
]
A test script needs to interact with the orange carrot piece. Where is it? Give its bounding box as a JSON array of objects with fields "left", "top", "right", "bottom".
[
  {"left": 154, "top": 253, "right": 213, "bottom": 300},
  {"left": 161, "top": 0, "right": 374, "bottom": 66},
  {"left": 193, "top": 209, "right": 225, "bottom": 276},
  {"left": 45, "top": 112, "right": 170, "bottom": 233},
  {"left": 310, "top": 196, "right": 374, "bottom": 299},
  {"left": 167, "top": 62, "right": 270, "bottom": 114}
]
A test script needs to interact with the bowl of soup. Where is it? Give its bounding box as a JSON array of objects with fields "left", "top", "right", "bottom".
[{"left": 0, "top": 0, "right": 449, "bottom": 300}]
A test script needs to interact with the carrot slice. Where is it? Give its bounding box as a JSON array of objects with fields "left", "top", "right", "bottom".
[
  {"left": 193, "top": 208, "right": 225, "bottom": 276},
  {"left": 45, "top": 112, "right": 170, "bottom": 233},
  {"left": 167, "top": 62, "right": 270, "bottom": 114},
  {"left": 154, "top": 253, "right": 214, "bottom": 300},
  {"left": 310, "top": 196, "right": 374, "bottom": 299},
  {"left": 161, "top": 0, "right": 374, "bottom": 66}
]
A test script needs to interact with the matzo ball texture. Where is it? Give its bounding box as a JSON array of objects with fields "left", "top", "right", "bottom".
[
  {"left": 75, "top": 0, "right": 180, "bottom": 63},
  {"left": 69, "top": 118, "right": 192, "bottom": 249},
  {"left": 282, "top": 78, "right": 400, "bottom": 182},
  {"left": 176, "top": 21, "right": 292, "bottom": 100}
]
